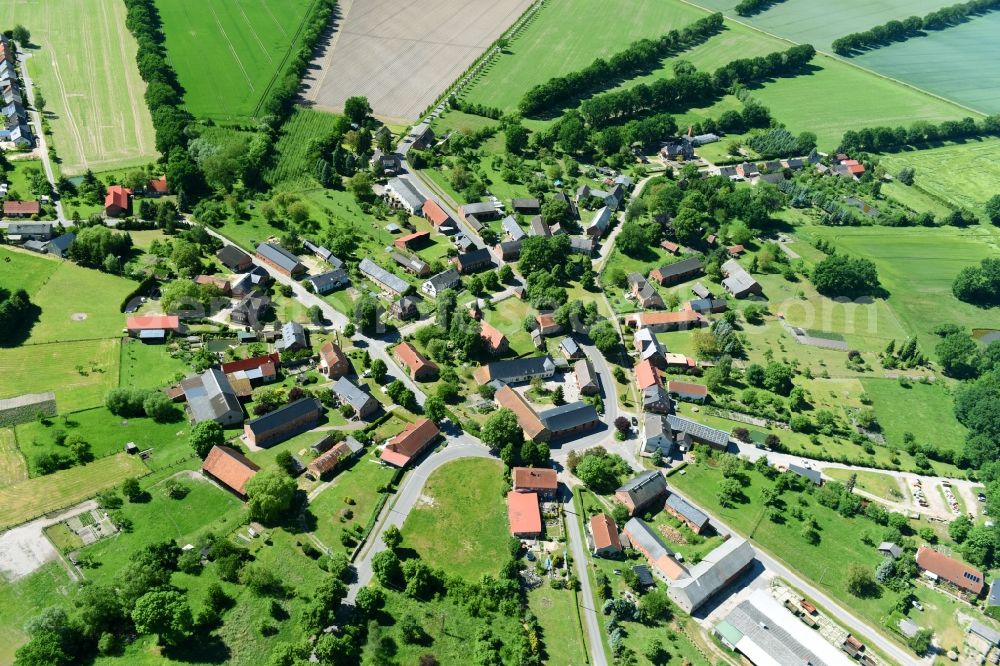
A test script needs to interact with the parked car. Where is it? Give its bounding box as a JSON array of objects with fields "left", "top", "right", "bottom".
[
  {"left": 979, "top": 493, "right": 987, "bottom": 503},
  {"left": 912, "top": 600, "right": 924, "bottom": 611}
]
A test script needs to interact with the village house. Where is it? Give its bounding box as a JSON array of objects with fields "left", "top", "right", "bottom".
[
  {"left": 529, "top": 215, "right": 550, "bottom": 237},
  {"left": 104, "top": 185, "right": 132, "bottom": 218},
  {"left": 512, "top": 466, "right": 558, "bottom": 499},
  {"left": 496, "top": 239, "right": 523, "bottom": 261},
  {"left": 649, "top": 257, "right": 703, "bottom": 286},
  {"left": 306, "top": 269, "right": 349, "bottom": 294},
  {"left": 359, "top": 257, "right": 410, "bottom": 296},
  {"left": 501, "top": 215, "right": 526, "bottom": 241},
  {"left": 685, "top": 298, "right": 727, "bottom": 315},
  {"left": 451, "top": 248, "right": 492, "bottom": 274},
  {"left": 474, "top": 355, "right": 556, "bottom": 385},
  {"left": 634, "top": 327, "right": 667, "bottom": 368},
  {"left": 244, "top": 397, "right": 322, "bottom": 448},
  {"left": 665, "top": 493, "right": 710, "bottom": 533},
  {"left": 195, "top": 274, "right": 232, "bottom": 296},
  {"left": 147, "top": 175, "right": 168, "bottom": 196},
  {"left": 586, "top": 206, "right": 613, "bottom": 237},
  {"left": 276, "top": 321, "right": 308, "bottom": 352},
  {"left": 181, "top": 368, "right": 244, "bottom": 426},
  {"left": 201, "top": 445, "right": 260, "bottom": 499},
  {"left": 641, "top": 413, "right": 673, "bottom": 457},
  {"left": 390, "top": 251, "right": 430, "bottom": 277},
  {"left": 221, "top": 353, "right": 280, "bottom": 385},
  {"left": 371, "top": 149, "right": 402, "bottom": 176},
  {"left": 318, "top": 341, "right": 351, "bottom": 379},
  {"left": 385, "top": 177, "right": 425, "bottom": 214},
  {"left": 538, "top": 401, "right": 600, "bottom": 440},
  {"left": 394, "top": 342, "right": 439, "bottom": 381},
  {"left": 624, "top": 310, "right": 705, "bottom": 333},
  {"left": 623, "top": 518, "right": 685, "bottom": 581},
  {"left": 915, "top": 547, "right": 985, "bottom": 597},
  {"left": 332, "top": 377, "right": 379, "bottom": 419},
  {"left": 126, "top": 315, "right": 182, "bottom": 342},
  {"left": 230, "top": 294, "right": 272, "bottom": 326},
  {"left": 495, "top": 385, "right": 549, "bottom": 442},
  {"left": 536, "top": 313, "right": 562, "bottom": 336},
  {"left": 421, "top": 268, "right": 461, "bottom": 298},
  {"left": 480, "top": 321, "right": 509, "bottom": 355},
  {"left": 721, "top": 259, "right": 761, "bottom": 299},
  {"left": 616, "top": 470, "right": 667, "bottom": 516},
  {"left": 589, "top": 513, "right": 622, "bottom": 557},
  {"left": 5, "top": 221, "right": 51, "bottom": 242},
  {"left": 635, "top": 359, "right": 662, "bottom": 391},
  {"left": 559, "top": 337, "right": 584, "bottom": 360},
  {"left": 508, "top": 491, "right": 542, "bottom": 538},
  {"left": 628, "top": 272, "right": 666, "bottom": 309},
  {"left": 667, "top": 380, "right": 708, "bottom": 403},
  {"left": 256, "top": 242, "right": 306, "bottom": 278},
  {"left": 381, "top": 418, "right": 440, "bottom": 468},
  {"left": 390, "top": 295, "right": 420, "bottom": 321},
  {"left": 570, "top": 236, "right": 595, "bottom": 256},
  {"left": 422, "top": 199, "right": 455, "bottom": 230},
  {"left": 511, "top": 198, "right": 540, "bottom": 215},
  {"left": 575, "top": 358, "right": 599, "bottom": 395},
  {"left": 643, "top": 385, "right": 673, "bottom": 414}
]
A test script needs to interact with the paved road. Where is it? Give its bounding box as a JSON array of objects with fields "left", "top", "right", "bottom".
[
  {"left": 561, "top": 485, "right": 610, "bottom": 666},
  {"left": 18, "top": 51, "right": 66, "bottom": 225}
]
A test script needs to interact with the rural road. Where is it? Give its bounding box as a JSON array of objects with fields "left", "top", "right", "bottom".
[
  {"left": 561, "top": 487, "right": 610, "bottom": 666},
  {"left": 17, "top": 50, "right": 66, "bottom": 224}
]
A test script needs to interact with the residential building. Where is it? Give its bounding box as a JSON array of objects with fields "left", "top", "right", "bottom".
[
  {"left": 496, "top": 239, "right": 522, "bottom": 261},
  {"left": 393, "top": 230, "right": 429, "bottom": 251},
  {"left": 623, "top": 518, "right": 685, "bottom": 581},
  {"left": 628, "top": 272, "right": 666, "bottom": 309},
  {"left": 667, "top": 380, "right": 708, "bottom": 403},
  {"left": 538, "top": 401, "right": 600, "bottom": 439},
  {"left": 915, "top": 546, "right": 985, "bottom": 597},
  {"left": 665, "top": 494, "right": 710, "bottom": 533},
  {"left": 371, "top": 150, "right": 401, "bottom": 176},
  {"left": 634, "top": 327, "right": 667, "bottom": 368},
  {"left": 667, "top": 414, "right": 730, "bottom": 451},
  {"left": 635, "top": 359, "right": 661, "bottom": 391},
  {"left": 201, "top": 445, "right": 259, "bottom": 499},
  {"left": 126, "top": 315, "right": 182, "bottom": 338},
  {"left": 451, "top": 248, "right": 492, "bottom": 274},
  {"left": 641, "top": 413, "right": 673, "bottom": 457},
  {"left": 511, "top": 198, "right": 540, "bottom": 214},
  {"left": 473, "top": 356, "right": 555, "bottom": 385},
  {"left": 575, "top": 358, "right": 599, "bottom": 395},
  {"left": 501, "top": 215, "right": 526, "bottom": 241},
  {"left": 104, "top": 185, "right": 132, "bottom": 217},
  {"left": 529, "top": 215, "right": 550, "bottom": 237},
  {"left": 615, "top": 470, "right": 667, "bottom": 516},
  {"left": 586, "top": 206, "right": 613, "bottom": 237},
  {"left": 495, "top": 385, "right": 549, "bottom": 442},
  {"left": 244, "top": 397, "right": 322, "bottom": 448},
  {"left": 394, "top": 342, "right": 438, "bottom": 381},
  {"left": 380, "top": 418, "right": 440, "bottom": 467},
  {"left": 306, "top": 269, "right": 349, "bottom": 294},
  {"left": 390, "top": 295, "right": 419, "bottom": 320},
  {"left": 642, "top": 385, "right": 673, "bottom": 414},
  {"left": 668, "top": 537, "right": 755, "bottom": 613},
  {"left": 385, "top": 177, "right": 425, "bottom": 214},
  {"left": 222, "top": 353, "right": 279, "bottom": 385},
  {"left": 359, "top": 257, "right": 410, "bottom": 296},
  {"left": 649, "top": 258, "right": 703, "bottom": 286},
  {"left": 230, "top": 294, "right": 272, "bottom": 326},
  {"left": 721, "top": 259, "right": 761, "bottom": 299},
  {"left": 277, "top": 321, "right": 308, "bottom": 352},
  {"left": 512, "top": 467, "right": 558, "bottom": 499},
  {"left": 508, "top": 491, "right": 542, "bottom": 538},
  {"left": 333, "top": 377, "right": 379, "bottom": 419},
  {"left": 256, "top": 243, "right": 306, "bottom": 277},
  {"left": 570, "top": 236, "right": 595, "bottom": 256},
  {"left": 318, "top": 341, "right": 350, "bottom": 379},
  {"left": 589, "top": 514, "right": 622, "bottom": 557},
  {"left": 536, "top": 313, "right": 562, "bottom": 336},
  {"left": 623, "top": 310, "right": 705, "bottom": 333},
  {"left": 147, "top": 176, "right": 169, "bottom": 195},
  {"left": 181, "top": 368, "right": 244, "bottom": 426},
  {"left": 788, "top": 463, "right": 822, "bottom": 486},
  {"left": 5, "top": 221, "right": 51, "bottom": 241},
  {"left": 422, "top": 268, "right": 461, "bottom": 298},
  {"left": 559, "top": 337, "right": 584, "bottom": 360},
  {"left": 480, "top": 321, "right": 509, "bottom": 355}
]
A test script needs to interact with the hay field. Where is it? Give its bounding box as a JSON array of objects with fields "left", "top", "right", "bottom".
[
  {"left": 879, "top": 139, "right": 1000, "bottom": 213},
  {"left": 155, "top": 0, "right": 315, "bottom": 119},
  {"left": 6, "top": 0, "right": 157, "bottom": 174},
  {"left": 304, "top": 0, "right": 536, "bottom": 121},
  {"left": 0, "top": 339, "right": 120, "bottom": 413}
]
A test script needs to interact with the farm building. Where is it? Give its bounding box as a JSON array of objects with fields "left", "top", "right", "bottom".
[
  {"left": 538, "top": 401, "right": 600, "bottom": 440},
  {"left": 788, "top": 463, "right": 822, "bottom": 486},
  {"left": 535, "top": 313, "right": 562, "bottom": 336},
  {"left": 5, "top": 222, "right": 51, "bottom": 241},
  {"left": 685, "top": 298, "right": 727, "bottom": 315},
  {"left": 201, "top": 445, "right": 260, "bottom": 499},
  {"left": 634, "top": 327, "right": 667, "bottom": 368},
  {"left": 667, "top": 380, "right": 708, "bottom": 403},
  {"left": 529, "top": 216, "right": 550, "bottom": 237},
  {"left": 126, "top": 315, "right": 182, "bottom": 342},
  {"left": 559, "top": 337, "right": 583, "bottom": 360},
  {"left": 394, "top": 342, "right": 438, "bottom": 381},
  {"left": 423, "top": 199, "right": 454, "bottom": 229},
  {"left": 665, "top": 494, "right": 710, "bottom": 534},
  {"left": 221, "top": 354, "right": 280, "bottom": 384},
  {"left": 380, "top": 418, "right": 440, "bottom": 468},
  {"left": 668, "top": 538, "right": 755, "bottom": 614},
  {"left": 385, "top": 177, "right": 425, "bottom": 214},
  {"left": 507, "top": 491, "right": 542, "bottom": 538},
  {"left": 589, "top": 513, "right": 622, "bottom": 557},
  {"left": 359, "top": 257, "right": 410, "bottom": 296},
  {"left": 332, "top": 377, "right": 378, "bottom": 419},
  {"left": 511, "top": 198, "right": 540, "bottom": 214},
  {"left": 496, "top": 239, "right": 523, "bottom": 261},
  {"left": 615, "top": 470, "right": 667, "bottom": 516},
  {"left": 495, "top": 385, "right": 548, "bottom": 442},
  {"left": 306, "top": 269, "right": 349, "bottom": 294},
  {"left": 474, "top": 356, "right": 555, "bottom": 385},
  {"left": 667, "top": 415, "right": 730, "bottom": 451},
  {"left": 622, "top": 518, "right": 685, "bottom": 581},
  {"left": 721, "top": 259, "right": 761, "bottom": 299},
  {"left": 256, "top": 243, "right": 306, "bottom": 278},
  {"left": 393, "top": 230, "right": 430, "bottom": 251},
  {"left": 451, "top": 248, "right": 492, "bottom": 274},
  {"left": 635, "top": 359, "right": 661, "bottom": 391},
  {"left": 649, "top": 258, "right": 703, "bottom": 286},
  {"left": 575, "top": 358, "right": 599, "bottom": 395},
  {"left": 480, "top": 321, "right": 509, "bottom": 355},
  {"left": 624, "top": 310, "right": 705, "bottom": 333},
  {"left": 501, "top": 215, "right": 526, "bottom": 241},
  {"left": 181, "top": 368, "right": 244, "bottom": 426},
  {"left": 244, "top": 398, "right": 323, "bottom": 448},
  {"left": 586, "top": 206, "right": 613, "bottom": 237},
  {"left": 230, "top": 294, "right": 273, "bottom": 326},
  {"left": 390, "top": 251, "right": 430, "bottom": 277}
]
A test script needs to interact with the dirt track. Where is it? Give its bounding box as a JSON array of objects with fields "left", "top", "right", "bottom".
[{"left": 302, "top": 0, "right": 533, "bottom": 121}]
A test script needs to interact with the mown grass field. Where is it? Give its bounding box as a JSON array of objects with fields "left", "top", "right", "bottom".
[
  {"left": 0, "top": 246, "right": 59, "bottom": 294},
  {"left": 0, "top": 453, "right": 148, "bottom": 529},
  {"left": 527, "top": 586, "right": 590, "bottom": 666},
  {"left": 0, "top": 562, "right": 74, "bottom": 664},
  {"left": 308, "top": 451, "right": 398, "bottom": 552},
  {"left": 880, "top": 139, "right": 1000, "bottom": 214},
  {"left": 824, "top": 468, "right": 905, "bottom": 502},
  {"left": 119, "top": 337, "right": 190, "bottom": 389},
  {"left": 0, "top": 428, "right": 28, "bottom": 486},
  {"left": 155, "top": 0, "right": 315, "bottom": 119},
  {"left": 6, "top": 0, "right": 157, "bottom": 173},
  {"left": 401, "top": 458, "right": 509, "bottom": 580},
  {"left": 0, "top": 339, "right": 120, "bottom": 413},
  {"left": 859, "top": 378, "right": 967, "bottom": 451}
]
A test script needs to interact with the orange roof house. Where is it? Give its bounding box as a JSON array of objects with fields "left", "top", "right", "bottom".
[
  {"left": 916, "top": 546, "right": 984, "bottom": 595},
  {"left": 318, "top": 341, "right": 351, "bottom": 379},
  {"left": 201, "top": 445, "right": 260, "bottom": 498},
  {"left": 3, "top": 200, "right": 40, "bottom": 217},
  {"left": 512, "top": 467, "right": 558, "bottom": 498},
  {"left": 393, "top": 230, "right": 430, "bottom": 251},
  {"left": 726, "top": 244, "right": 745, "bottom": 257},
  {"left": 394, "top": 342, "right": 438, "bottom": 381},
  {"left": 841, "top": 159, "right": 866, "bottom": 175},
  {"left": 508, "top": 491, "right": 542, "bottom": 537},
  {"left": 148, "top": 176, "right": 169, "bottom": 194},
  {"left": 536, "top": 313, "right": 562, "bottom": 336},
  {"left": 635, "top": 359, "right": 661, "bottom": 390},
  {"left": 495, "top": 385, "right": 549, "bottom": 442},
  {"left": 480, "top": 321, "right": 509, "bottom": 355},
  {"left": 422, "top": 199, "right": 453, "bottom": 227},
  {"left": 307, "top": 441, "right": 352, "bottom": 478},
  {"left": 590, "top": 513, "right": 622, "bottom": 556},
  {"left": 126, "top": 315, "right": 181, "bottom": 333},
  {"left": 104, "top": 185, "right": 133, "bottom": 218},
  {"left": 221, "top": 353, "right": 280, "bottom": 375},
  {"left": 380, "top": 418, "right": 440, "bottom": 468}
]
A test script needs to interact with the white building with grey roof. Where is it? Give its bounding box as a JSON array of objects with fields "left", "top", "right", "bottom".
[
  {"left": 668, "top": 536, "right": 755, "bottom": 613},
  {"left": 385, "top": 177, "right": 425, "bottom": 214}
]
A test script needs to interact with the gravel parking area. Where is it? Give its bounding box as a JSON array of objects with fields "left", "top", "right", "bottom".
[{"left": 303, "top": 0, "right": 534, "bottom": 121}]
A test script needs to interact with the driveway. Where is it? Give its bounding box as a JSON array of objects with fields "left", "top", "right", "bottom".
[{"left": 0, "top": 501, "right": 93, "bottom": 581}]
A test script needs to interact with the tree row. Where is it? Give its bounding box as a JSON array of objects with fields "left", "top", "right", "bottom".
[{"left": 832, "top": 0, "right": 1000, "bottom": 54}]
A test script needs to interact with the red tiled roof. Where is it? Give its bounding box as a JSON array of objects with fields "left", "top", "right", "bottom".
[
  {"left": 727, "top": 244, "right": 745, "bottom": 256},
  {"left": 3, "top": 200, "right": 40, "bottom": 215},
  {"left": 513, "top": 467, "right": 557, "bottom": 492},
  {"left": 635, "top": 359, "right": 661, "bottom": 390},
  {"left": 105, "top": 185, "right": 132, "bottom": 211},
  {"left": 480, "top": 321, "right": 508, "bottom": 352},
  {"left": 394, "top": 342, "right": 438, "bottom": 377},
  {"left": 495, "top": 385, "right": 546, "bottom": 440},
  {"left": 590, "top": 513, "right": 621, "bottom": 551},
  {"left": 660, "top": 241, "right": 680, "bottom": 253},
  {"left": 393, "top": 231, "right": 429, "bottom": 250},
  {"left": 380, "top": 418, "right": 440, "bottom": 467},
  {"left": 626, "top": 310, "right": 704, "bottom": 328},
  {"left": 319, "top": 341, "right": 348, "bottom": 370},
  {"left": 148, "top": 176, "right": 168, "bottom": 193},
  {"left": 423, "top": 199, "right": 452, "bottom": 226},
  {"left": 508, "top": 491, "right": 542, "bottom": 535},
  {"left": 201, "top": 445, "right": 259, "bottom": 495},
  {"left": 221, "top": 353, "right": 280, "bottom": 374},
  {"left": 667, "top": 380, "right": 708, "bottom": 397},
  {"left": 308, "top": 441, "right": 351, "bottom": 475},
  {"left": 916, "top": 546, "right": 984, "bottom": 594},
  {"left": 126, "top": 315, "right": 180, "bottom": 331}
]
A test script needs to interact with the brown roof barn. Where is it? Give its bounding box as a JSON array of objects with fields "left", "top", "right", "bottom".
[{"left": 201, "top": 445, "right": 260, "bottom": 498}]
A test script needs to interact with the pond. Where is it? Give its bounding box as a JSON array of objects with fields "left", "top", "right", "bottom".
[{"left": 206, "top": 338, "right": 237, "bottom": 352}]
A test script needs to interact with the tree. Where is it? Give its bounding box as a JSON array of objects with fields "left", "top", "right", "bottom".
[
  {"left": 638, "top": 589, "right": 672, "bottom": 624},
  {"left": 371, "top": 549, "right": 402, "bottom": 587},
  {"left": 370, "top": 358, "right": 388, "bottom": 383},
  {"left": 613, "top": 416, "right": 630, "bottom": 434},
  {"left": 143, "top": 391, "right": 177, "bottom": 423},
  {"left": 481, "top": 408, "right": 522, "bottom": 452},
  {"left": 424, "top": 395, "right": 446, "bottom": 424},
  {"left": 950, "top": 514, "right": 972, "bottom": 543},
  {"left": 908, "top": 628, "right": 933, "bottom": 656},
  {"left": 245, "top": 470, "right": 297, "bottom": 525},
  {"left": 505, "top": 124, "right": 529, "bottom": 154},
  {"left": 589, "top": 320, "right": 619, "bottom": 354},
  {"left": 644, "top": 638, "right": 670, "bottom": 665},
  {"left": 121, "top": 478, "right": 142, "bottom": 502},
  {"left": 189, "top": 420, "right": 225, "bottom": 458},
  {"left": 811, "top": 255, "right": 880, "bottom": 298},
  {"left": 343, "top": 96, "right": 371, "bottom": 125},
  {"left": 936, "top": 332, "right": 980, "bottom": 378},
  {"left": 399, "top": 614, "right": 427, "bottom": 645},
  {"left": 275, "top": 450, "right": 298, "bottom": 477},
  {"left": 985, "top": 194, "right": 1000, "bottom": 225},
  {"left": 617, "top": 221, "right": 654, "bottom": 258},
  {"left": 763, "top": 362, "right": 794, "bottom": 395},
  {"left": 575, "top": 452, "right": 627, "bottom": 493},
  {"left": 845, "top": 563, "right": 877, "bottom": 597},
  {"left": 131, "top": 590, "right": 194, "bottom": 645},
  {"left": 718, "top": 478, "right": 742, "bottom": 507},
  {"left": 12, "top": 25, "right": 30, "bottom": 45},
  {"left": 382, "top": 524, "right": 402, "bottom": 551},
  {"left": 354, "top": 586, "right": 385, "bottom": 618}
]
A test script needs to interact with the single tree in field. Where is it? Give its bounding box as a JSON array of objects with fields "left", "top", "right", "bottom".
[
  {"left": 131, "top": 590, "right": 194, "bottom": 645},
  {"left": 12, "top": 25, "right": 30, "bottom": 46},
  {"left": 343, "top": 96, "right": 371, "bottom": 125}
]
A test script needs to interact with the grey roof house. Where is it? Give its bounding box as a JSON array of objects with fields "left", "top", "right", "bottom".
[
  {"left": 181, "top": 368, "right": 244, "bottom": 426},
  {"left": 332, "top": 377, "right": 379, "bottom": 419},
  {"left": 422, "top": 268, "right": 461, "bottom": 298},
  {"left": 359, "top": 257, "right": 410, "bottom": 296},
  {"left": 277, "top": 321, "right": 308, "bottom": 352}
]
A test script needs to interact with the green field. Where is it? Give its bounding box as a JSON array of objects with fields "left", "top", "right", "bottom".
[
  {"left": 527, "top": 586, "right": 590, "bottom": 666},
  {"left": 156, "top": 0, "right": 315, "bottom": 119},
  {"left": 0, "top": 339, "right": 120, "bottom": 413},
  {"left": 6, "top": 0, "right": 157, "bottom": 173},
  {"left": 265, "top": 107, "right": 347, "bottom": 185},
  {"left": 401, "top": 458, "right": 510, "bottom": 580},
  {"left": 0, "top": 453, "right": 149, "bottom": 529},
  {"left": 880, "top": 139, "right": 1000, "bottom": 214},
  {"left": 0, "top": 562, "right": 74, "bottom": 664},
  {"left": 308, "top": 451, "right": 398, "bottom": 553},
  {"left": 119, "top": 337, "right": 190, "bottom": 389},
  {"left": 0, "top": 428, "right": 28, "bottom": 486},
  {"left": 824, "top": 468, "right": 905, "bottom": 502},
  {"left": 0, "top": 247, "right": 59, "bottom": 293},
  {"left": 859, "top": 378, "right": 967, "bottom": 451}
]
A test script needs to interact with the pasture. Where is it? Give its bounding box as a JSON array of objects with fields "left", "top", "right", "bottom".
[
  {"left": 0, "top": 453, "right": 148, "bottom": 530},
  {"left": 155, "top": 0, "right": 315, "bottom": 119},
  {"left": 6, "top": 0, "right": 157, "bottom": 174},
  {"left": 119, "top": 337, "right": 189, "bottom": 389},
  {"left": 304, "top": 0, "right": 536, "bottom": 120},
  {"left": 0, "top": 247, "right": 58, "bottom": 295},
  {"left": 0, "top": 339, "right": 120, "bottom": 413},
  {"left": 859, "top": 378, "right": 967, "bottom": 452},
  {"left": 0, "top": 428, "right": 27, "bottom": 487},
  {"left": 879, "top": 139, "right": 1000, "bottom": 214},
  {"left": 401, "top": 457, "right": 509, "bottom": 580},
  {"left": 824, "top": 468, "right": 906, "bottom": 502},
  {"left": 0, "top": 562, "right": 74, "bottom": 664}
]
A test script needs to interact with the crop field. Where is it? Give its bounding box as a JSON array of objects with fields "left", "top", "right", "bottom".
[
  {"left": 0, "top": 452, "right": 148, "bottom": 530},
  {"left": 879, "top": 139, "right": 1000, "bottom": 214},
  {"left": 804, "top": 224, "right": 1000, "bottom": 350},
  {"left": 155, "top": 0, "right": 315, "bottom": 119},
  {"left": 6, "top": 0, "right": 157, "bottom": 174},
  {"left": 401, "top": 458, "right": 509, "bottom": 580},
  {"left": 0, "top": 339, "right": 120, "bottom": 413},
  {"left": 462, "top": 0, "right": 704, "bottom": 112},
  {"left": 859, "top": 378, "right": 967, "bottom": 452},
  {"left": 305, "top": 0, "right": 536, "bottom": 121}
]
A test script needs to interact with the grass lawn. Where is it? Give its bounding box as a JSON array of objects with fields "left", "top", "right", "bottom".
[
  {"left": 0, "top": 246, "right": 60, "bottom": 294},
  {"left": 0, "top": 453, "right": 149, "bottom": 530},
  {"left": 824, "top": 468, "right": 906, "bottom": 502},
  {"left": 860, "top": 378, "right": 967, "bottom": 451},
  {"left": 3, "top": 159, "right": 47, "bottom": 199},
  {"left": 15, "top": 407, "right": 190, "bottom": 475},
  {"left": 0, "top": 338, "right": 120, "bottom": 413},
  {"left": 156, "top": 0, "right": 315, "bottom": 120},
  {"left": 485, "top": 294, "right": 536, "bottom": 354},
  {"left": 527, "top": 585, "right": 590, "bottom": 666},
  {"left": 44, "top": 521, "right": 85, "bottom": 552},
  {"left": 0, "top": 428, "right": 28, "bottom": 487},
  {"left": 119, "top": 337, "right": 190, "bottom": 389},
  {"left": 881, "top": 181, "right": 954, "bottom": 218},
  {"left": 879, "top": 139, "right": 1000, "bottom": 215},
  {"left": 127, "top": 229, "right": 169, "bottom": 251},
  {"left": 401, "top": 457, "right": 509, "bottom": 580},
  {"left": 0, "top": 562, "right": 76, "bottom": 663},
  {"left": 5, "top": 0, "right": 157, "bottom": 174}
]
